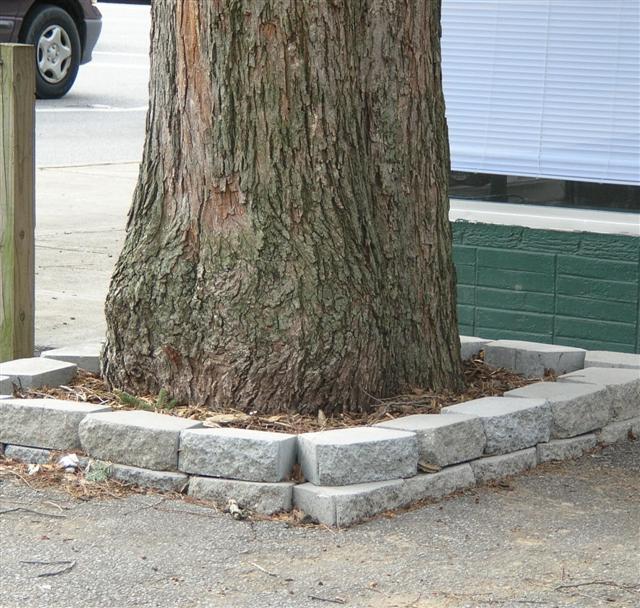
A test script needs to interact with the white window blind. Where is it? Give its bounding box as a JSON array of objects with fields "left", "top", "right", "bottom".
[{"left": 441, "top": 0, "right": 640, "bottom": 186}]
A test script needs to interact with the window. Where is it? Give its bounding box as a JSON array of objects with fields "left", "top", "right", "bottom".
[
  {"left": 449, "top": 173, "right": 639, "bottom": 212},
  {"left": 442, "top": 0, "right": 640, "bottom": 211}
]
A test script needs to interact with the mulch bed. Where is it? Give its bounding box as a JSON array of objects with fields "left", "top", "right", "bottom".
[
  {"left": 14, "top": 356, "right": 550, "bottom": 435},
  {"left": 2, "top": 356, "right": 553, "bottom": 510}
]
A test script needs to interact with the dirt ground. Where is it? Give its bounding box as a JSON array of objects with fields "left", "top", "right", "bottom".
[{"left": 1, "top": 441, "right": 638, "bottom": 608}]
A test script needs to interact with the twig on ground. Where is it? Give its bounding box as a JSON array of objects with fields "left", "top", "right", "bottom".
[
  {"left": 42, "top": 501, "right": 70, "bottom": 512},
  {"left": 359, "top": 386, "right": 384, "bottom": 404},
  {"left": 308, "top": 596, "right": 346, "bottom": 605},
  {"left": 124, "top": 497, "right": 166, "bottom": 516},
  {"left": 21, "top": 560, "right": 77, "bottom": 577},
  {"left": 248, "top": 562, "right": 278, "bottom": 577},
  {"left": 555, "top": 580, "right": 639, "bottom": 592},
  {"left": 0, "top": 508, "right": 66, "bottom": 519},
  {"left": 320, "top": 524, "right": 337, "bottom": 535},
  {"left": 2, "top": 469, "right": 38, "bottom": 490},
  {"left": 152, "top": 506, "right": 220, "bottom": 519}
]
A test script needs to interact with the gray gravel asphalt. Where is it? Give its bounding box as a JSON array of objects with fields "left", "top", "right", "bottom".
[{"left": 1, "top": 441, "right": 639, "bottom": 608}]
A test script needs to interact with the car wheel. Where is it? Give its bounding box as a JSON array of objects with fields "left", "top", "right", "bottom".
[{"left": 23, "top": 5, "right": 81, "bottom": 99}]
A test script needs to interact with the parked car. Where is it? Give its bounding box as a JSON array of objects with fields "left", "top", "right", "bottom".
[{"left": 0, "top": 1, "right": 102, "bottom": 98}]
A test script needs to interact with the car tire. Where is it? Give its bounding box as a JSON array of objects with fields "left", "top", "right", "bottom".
[{"left": 22, "top": 5, "right": 81, "bottom": 99}]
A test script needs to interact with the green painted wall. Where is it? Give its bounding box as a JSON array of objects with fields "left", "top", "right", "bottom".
[{"left": 451, "top": 222, "right": 640, "bottom": 353}]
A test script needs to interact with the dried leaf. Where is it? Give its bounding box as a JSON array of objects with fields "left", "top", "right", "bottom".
[
  {"left": 225, "top": 499, "right": 246, "bottom": 520},
  {"left": 418, "top": 461, "right": 441, "bottom": 473},
  {"left": 201, "top": 421, "right": 222, "bottom": 428},
  {"left": 203, "top": 413, "right": 250, "bottom": 426}
]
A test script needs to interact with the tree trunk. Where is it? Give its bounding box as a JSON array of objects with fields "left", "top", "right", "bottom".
[{"left": 102, "top": 0, "right": 462, "bottom": 415}]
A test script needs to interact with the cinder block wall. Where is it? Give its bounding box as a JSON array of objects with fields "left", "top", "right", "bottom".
[{"left": 452, "top": 222, "right": 640, "bottom": 353}]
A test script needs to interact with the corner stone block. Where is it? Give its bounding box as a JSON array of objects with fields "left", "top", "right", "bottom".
[
  {"left": 459, "top": 336, "right": 492, "bottom": 361},
  {"left": 298, "top": 427, "right": 418, "bottom": 486},
  {"left": 403, "top": 464, "right": 476, "bottom": 504},
  {"left": 41, "top": 343, "right": 102, "bottom": 374},
  {"left": 109, "top": 463, "right": 189, "bottom": 493},
  {"left": 505, "top": 382, "right": 610, "bottom": 439},
  {"left": 4, "top": 444, "right": 52, "bottom": 464},
  {"left": 0, "top": 358, "right": 77, "bottom": 390},
  {"left": 584, "top": 351, "right": 640, "bottom": 370},
  {"left": 557, "top": 367, "right": 640, "bottom": 421},
  {"left": 596, "top": 419, "right": 638, "bottom": 445},
  {"left": 179, "top": 428, "right": 297, "bottom": 482},
  {"left": 484, "top": 340, "right": 585, "bottom": 378},
  {"left": 536, "top": 434, "right": 597, "bottom": 463},
  {"left": 0, "top": 399, "right": 112, "bottom": 450},
  {"left": 0, "top": 376, "right": 12, "bottom": 394},
  {"left": 188, "top": 477, "right": 293, "bottom": 515},
  {"left": 375, "top": 414, "right": 485, "bottom": 467},
  {"left": 442, "top": 397, "right": 551, "bottom": 455},
  {"left": 79, "top": 410, "right": 202, "bottom": 471},
  {"left": 470, "top": 448, "right": 537, "bottom": 484},
  {"left": 293, "top": 479, "right": 408, "bottom": 527}
]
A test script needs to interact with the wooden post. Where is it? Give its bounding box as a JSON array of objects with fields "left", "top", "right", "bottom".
[{"left": 0, "top": 44, "right": 35, "bottom": 362}]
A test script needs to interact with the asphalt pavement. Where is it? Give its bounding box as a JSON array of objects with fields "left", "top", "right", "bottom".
[
  {"left": 35, "top": 2, "right": 150, "bottom": 167},
  {"left": 1, "top": 441, "right": 638, "bottom": 608}
]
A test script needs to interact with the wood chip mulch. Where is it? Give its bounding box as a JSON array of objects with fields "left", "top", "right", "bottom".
[
  {"left": 13, "top": 357, "right": 550, "bottom": 435},
  {"left": 0, "top": 460, "right": 151, "bottom": 501}
]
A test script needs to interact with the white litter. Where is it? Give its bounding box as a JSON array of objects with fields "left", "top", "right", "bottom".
[{"left": 57, "top": 454, "right": 80, "bottom": 472}]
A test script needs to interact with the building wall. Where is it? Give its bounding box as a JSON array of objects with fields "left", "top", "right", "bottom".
[{"left": 452, "top": 222, "right": 640, "bottom": 353}]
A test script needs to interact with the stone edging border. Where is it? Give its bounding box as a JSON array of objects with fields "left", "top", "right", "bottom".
[{"left": 1, "top": 338, "right": 638, "bottom": 527}]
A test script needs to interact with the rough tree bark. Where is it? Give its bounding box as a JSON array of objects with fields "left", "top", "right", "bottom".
[{"left": 102, "top": 0, "right": 462, "bottom": 415}]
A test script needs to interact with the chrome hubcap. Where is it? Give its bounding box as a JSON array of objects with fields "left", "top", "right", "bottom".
[{"left": 37, "top": 25, "right": 72, "bottom": 84}]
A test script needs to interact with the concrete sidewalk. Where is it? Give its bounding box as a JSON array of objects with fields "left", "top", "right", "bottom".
[{"left": 35, "top": 163, "right": 137, "bottom": 351}]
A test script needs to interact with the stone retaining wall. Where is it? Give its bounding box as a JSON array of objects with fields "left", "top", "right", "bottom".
[{"left": 1, "top": 338, "right": 638, "bottom": 526}]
